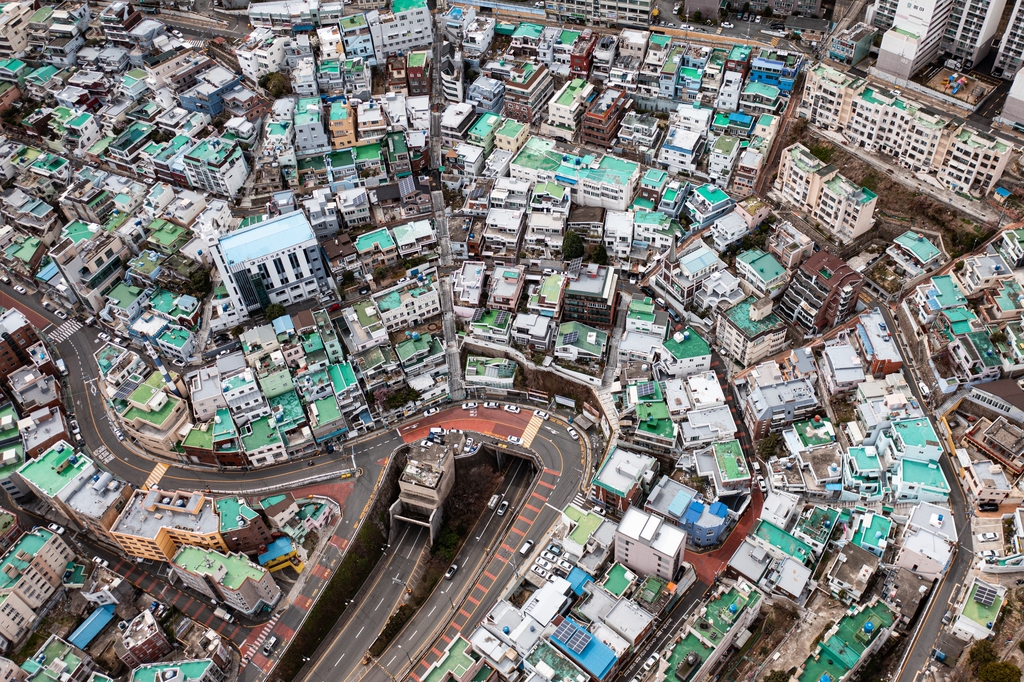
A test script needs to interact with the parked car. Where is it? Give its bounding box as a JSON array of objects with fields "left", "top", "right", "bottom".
[
  {"left": 531, "top": 566, "right": 550, "bottom": 580},
  {"left": 484, "top": 401, "right": 500, "bottom": 409},
  {"left": 978, "top": 502, "right": 1000, "bottom": 512},
  {"left": 546, "top": 543, "right": 563, "bottom": 556},
  {"left": 567, "top": 427, "right": 580, "bottom": 440},
  {"left": 755, "top": 15, "right": 762, "bottom": 22},
  {"left": 534, "top": 558, "right": 553, "bottom": 571},
  {"left": 557, "top": 558, "right": 573, "bottom": 572},
  {"left": 980, "top": 549, "right": 999, "bottom": 559},
  {"left": 97, "top": 332, "right": 111, "bottom": 342},
  {"left": 722, "top": 21, "right": 734, "bottom": 27},
  {"left": 114, "top": 429, "right": 124, "bottom": 441},
  {"left": 497, "top": 500, "right": 509, "bottom": 516},
  {"left": 534, "top": 410, "right": 549, "bottom": 420},
  {"left": 358, "top": 286, "right": 370, "bottom": 295},
  {"left": 444, "top": 564, "right": 458, "bottom": 579},
  {"left": 93, "top": 555, "right": 109, "bottom": 568},
  {"left": 423, "top": 407, "right": 439, "bottom": 417},
  {"left": 643, "top": 655, "right": 658, "bottom": 672},
  {"left": 508, "top": 435, "right": 523, "bottom": 445},
  {"left": 503, "top": 404, "right": 521, "bottom": 414},
  {"left": 542, "top": 551, "right": 558, "bottom": 562},
  {"left": 420, "top": 440, "right": 432, "bottom": 448},
  {"left": 756, "top": 476, "right": 767, "bottom": 493},
  {"left": 47, "top": 523, "right": 64, "bottom": 535},
  {"left": 979, "top": 532, "right": 999, "bottom": 542},
  {"left": 12, "top": 285, "right": 25, "bottom": 294},
  {"left": 462, "top": 402, "right": 478, "bottom": 410},
  {"left": 463, "top": 438, "right": 475, "bottom": 452}
]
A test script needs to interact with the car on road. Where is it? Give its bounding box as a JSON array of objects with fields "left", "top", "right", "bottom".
[
  {"left": 679, "top": 23, "right": 692, "bottom": 30},
  {"left": 979, "top": 532, "right": 999, "bottom": 542},
  {"left": 534, "top": 410, "right": 549, "bottom": 420},
  {"left": 462, "top": 402, "right": 478, "bottom": 410},
  {"left": 979, "top": 502, "right": 1000, "bottom": 512},
  {"left": 496, "top": 500, "right": 509, "bottom": 516},
  {"left": 262, "top": 636, "right": 278, "bottom": 656},
  {"left": 531, "top": 566, "right": 550, "bottom": 580},
  {"left": 546, "top": 543, "right": 563, "bottom": 556},
  {"left": 643, "top": 655, "right": 658, "bottom": 672},
  {"left": 519, "top": 539, "right": 535, "bottom": 556},
  {"left": 47, "top": 523, "right": 64, "bottom": 535},
  {"left": 444, "top": 564, "right": 458, "bottom": 579},
  {"left": 567, "top": 427, "right": 579, "bottom": 440},
  {"left": 534, "top": 558, "right": 553, "bottom": 571},
  {"left": 0, "top": 276, "right": 8, "bottom": 285},
  {"left": 93, "top": 556, "right": 109, "bottom": 568},
  {"left": 722, "top": 20, "right": 734, "bottom": 27},
  {"left": 97, "top": 332, "right": 111, "bottom": 342},
  {"left": 484, "top": 401, "right": 500, "bottom": 409},
  {"left": 12, "top": 286, "right": 25, "bottom": 294},
  {"left": 114, "top": 429, "right": 124, "bottom": 441},
  {"left": 172, "top": 29, "right": 184, "bottom": 38},
  {"left": 55, "top": 310, "right": 67, "bottom": 320},
  {"left": 508, "top": 435, "right": 523, "bottom": 445},
  {"left": 756, "top": 476, "right": 767, "bottom": 493},
  {"left": 423, "top": 407, "right": 440, "bottom": 417},
  {"left": 503, "top": 404, "right": 521, "bottom": 414}
]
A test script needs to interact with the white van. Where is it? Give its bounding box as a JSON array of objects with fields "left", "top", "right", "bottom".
[{"left": 519, "top": 540, "right": 535, "bottom": 556}]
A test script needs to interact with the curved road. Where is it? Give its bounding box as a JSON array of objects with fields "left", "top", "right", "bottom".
[{"left": 294, "top": 405, "right": 586, "bottom": 682}]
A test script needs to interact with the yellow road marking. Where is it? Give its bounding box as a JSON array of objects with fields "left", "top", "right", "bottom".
[{"left": 142, "top": 463, "right": 169, "bottom": 490}]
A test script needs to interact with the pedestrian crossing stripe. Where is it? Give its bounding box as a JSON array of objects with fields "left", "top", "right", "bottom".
[
  {"left": 520, "top": 415, "right": 544, "bottom": 448},
  {"left": 143, "top": 463, "right": 168, "bottom": 490},
  {"left": 47, "top": 320, "right": 82, "bottom": 343}
]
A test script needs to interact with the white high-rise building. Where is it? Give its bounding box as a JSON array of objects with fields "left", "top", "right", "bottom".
[
  {"left": 942, "top": 0, "right": 1007, "bottom": 68},
  {"left": 994, "top": 0, "right": 1024, "bottom": 77},
  {"left": 874, "top": 0, "right": 955, "bottom": 80}
]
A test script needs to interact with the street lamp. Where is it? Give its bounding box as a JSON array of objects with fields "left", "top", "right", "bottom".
[{"left": 397, "top": 645, "right": 413, "bottom": 666}]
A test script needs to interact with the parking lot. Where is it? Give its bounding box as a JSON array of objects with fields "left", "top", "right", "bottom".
[{"left": 973, "top": 516, "right": 1005, "bottom": 557}]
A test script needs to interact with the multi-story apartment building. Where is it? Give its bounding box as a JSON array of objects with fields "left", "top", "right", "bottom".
[
  {"left": 50, "top": 224, "right": 130, "bottom": 313},
  {"left": 540, "top": 78, "right": 595, "bottom": 142},
  {"left": 235, "top": 28, "right": 287, "bottom": 83},
  {"left": 97, "top": 1, "right": 141, "bottom": 47},
  {"left": 942, "top": 0, "right": 1006, "bottom": 67},
  {"left": 0, "top": 527, "right": 74, "bottom": 644},
  {"left": 209, "top": 211, "right": 332, "bottom": 325},
  {"left": 111, "top": 490, "right": 228, "bottom": 561},
  {"left": 777, "top": 251, "right": 864, "bottom": 334},
  {"left": 994, "top": 0, "right": 1024, "bottom": 77},
  {"left": 503, "top": 62, "right": 554, "bottom": 125},
  {"left": 774, "top": 143, "right": 877, "bottom": 243},
  {"left": 467, "top": 75, "right": 504, "bottom": 114},
  {"left": 119, "top": 610, "right": 173, "bottom": 667},
  {"left": 829, "top": 23, "right": 877, "bottom": 65},
  {"left": 937, "top": 127, "right": 1011, "bottom": 195},
  {"left": 366, "top": 0, "right": 434, "bottom": 61},
  {"left": 614, "top": 507, "right": 685, "bottom": 581},
  {"left": 875, "top": 0, "right": 955, "bottom": 80},
  {"left": 183, "top": 138, "right": 248, "bottom": 199},
  {"left": 171, "top": 546, "right": 281, "bottom": 615},
  {"left": 717, "top": 296, "right": 787, "bottom": 367},
  {"left": 371, "top": 267, "right": 441, "bottom": 331},
  {"left": 581, "top": 88, "right": 631, "bottom": 146},
  {"left": 563, "top": 264, "right": 618, "bottom": 329}
]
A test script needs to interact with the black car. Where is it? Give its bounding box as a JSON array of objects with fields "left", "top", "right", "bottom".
[
  {"left": 978, "top": 502, "right": 1000, "bottom": 512},
  {"left": 358, "top": 286, "right": 370, "bottom": 295}
]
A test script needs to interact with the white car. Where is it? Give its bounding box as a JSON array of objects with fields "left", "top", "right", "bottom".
[
  {"left": 979, "top": 532, "right": 999, "bottom": 542},
  {"left": 12, "top": 285, "right": 25, "bottom": 294},
  {"left": 508, "top": 435, "right": 523, "bottom": 445},
  {"left": 463, "top": 437, "right": 475, "bottom": 452},
  {"left": 557, "top": 558, "right": 573, "bottom": 572},
  {"left": 534, "top": 558, "right": 553, "bottom": 571},
  {"left": 54, "top": 310, "right": 68, "bottom": 320},
  {"left": 534, "top": 410, "right": 549, "bottom": 420},
  {"left": 567, "top": 427, "right": 579, "bottom": 441},
  {"left": 484, "top": 402, "right": 500, "bottom": 409},
  {"left": 70, "top": 419, "right": 81, "bottom": 434},
  {"left": 462, "top": 402, "right": 478, "bottom": 410},
  {"left": 541, "top": 551, "right": 558, "bottom": 562},
  {"left": 172, "top": 29, "right": 184, "bottom": 38},
  {"left": 97, "top": 332, "right": 111, "bottom": 342},
  {"left": 93, "top": 556, "right": 109, "bottom": 568},
  {"left": 757, "top": 476, "right": 767, "bottom": 493},
  {"left": 47, "top": 523, "right": 64, "bottom": 535},
  {"left": 755, "top": 15, "right": 762, "bottom": 22},
  {"left": 722, "top": 20, "right": 734, "bottom": 27},
  {"left": 114, "top": 429, "right": 125, "bottom": 441},
  {"left": 423, "top": 407, "right": 440, "bottom": 417},
  {"left": 531, "top": 566, "right": 550, "bottom": 579},
  {"left": 503, "top": 405, "right": 521, "bottom": 414}
]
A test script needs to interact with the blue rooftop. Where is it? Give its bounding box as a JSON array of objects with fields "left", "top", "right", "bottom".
[
  {"left": 565, "top": 567, "right": 594, "bottom": 596},
  {"left": 258, "top": 537, "right": 294, "bottom": 564},
  {"left": 272, "top": 315, "right": 294, "bottom": 336},
  {"left": 708, "top": 501, "right": 729, "bottom": 518},
  {"left": 219, "top": 211, "right": 314, "bottom": 265},
  {"left": 68, "top": 604, "right": 115, "bottom": 649},
  {"left": 551, "top": 617, "right": 617, "bottom": 680},
  {"left": 668, "top": 490, "right": 693, "bottom": 518}
]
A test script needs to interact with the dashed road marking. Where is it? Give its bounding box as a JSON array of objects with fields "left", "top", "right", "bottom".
[{"left": 142, "top": 462, "right": 169, "bottom": 490}]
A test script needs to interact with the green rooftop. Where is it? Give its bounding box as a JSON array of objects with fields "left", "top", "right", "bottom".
[
  {"left": 723, "top": 296, "right": 783, "bottom": 337},
  {"left": 961, "top": 580, "right": 1003, "bottom": 629},
  {"left": 106, "top": 282, "right": 145, "bottom": 310},
  {"left": 603, "top": 563, "right": 632, "bottom": 597},
  {"left": 391, "top": 0, "right": 427, "bottom": 13},
  {"left": 556, "top": 78, "right": 590, "bottom": 107},
  {"left": 894, "top": 231, "right": 940, "bottom": 263},
  {"left": 173, "top": 547, "right": 267, "bottom": 590},
  {"left": 241, "top": 416, "right": 282, "bottom": 451},
  {"left": 216, "top": 496, "right": 259, "bottom": 532},
  {"left": 0, "top": 529, "right": 52, "bottom": 591},
  {"left": 793, "top": 417, "right": 835, "bottom": 447},
  {"left": 900, "top": 459, "right": 949, "bottom": 490},
  {"left": 737, "top": 249, "right": 786, "bottom": 285},
  {"left": 423, "top": 637, "right": 478, "bottom": 682},
  {"left": 753, "top": 519, "right": 814, "bottom": 564},
  {"left": 131, "top": 661, "right": 214, "bottom": 682},
  {"left": 557, "top": 321, "right": 607, "bottom": 356},
  {"left": 354, "top": 227, "right": 395, "bottom": 253},
  {"left": 564, "top": 504, "right": 603, "bottom": 546},
  {"left": 17, "top": 443, "right": 82, "bottom": 496},
  {"left": 713, "top": 439, "right": 749, "bottom": 481},
  {"left": 662, "top": 327, "right": 709, "bottom": 360}
]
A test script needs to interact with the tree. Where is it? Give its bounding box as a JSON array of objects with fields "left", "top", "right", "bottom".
[
  {"left": 341, "top": 270, "right": 356, "bottom": 286},
  {"left": 231, "top": 325, "right": 245, "bottom": 338},
  {"left": 563, "top": 230, "right": 584, "bottom": 260},
  {"left": 258, "top": 72, "right": 291, "bottom": 98},
  {"left": 970, "top": 640, "right": 998, "bottom": 670},
  {"left": 756, "top": 432, "right": 780, "bottom": 460},
  {"left": 373, "top": 266, "right": 387, "bottom": 281},
  {"left": 592, "top": 243, "right": 609, "bottom": 266},
  {"left": 693, "top": 10, "right": 702, "bottom": 21},
  {"left": 763, "top": 5, "right": 773, "bottom": 15},
  {"left": 265, "top": 303, "right": 287, "bottom": 321},
  {"left": 979, "top": 662, "right": 1022, "bottom": 682},
  {"left": 742, "top": 1, "right": 750, "bottom": 11},
  {"left": 991, "top": 330, "right": 1008, "bottom": 345},
  {"left": 765, "top": 672, "right": 790, "bottom": 682},
  {"left": 187, "top": 269, "right": 211, "bottom": 297}
]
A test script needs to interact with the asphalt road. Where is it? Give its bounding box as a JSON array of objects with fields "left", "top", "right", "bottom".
[
  {"left": 298, "top": 458, "right": 533, "bottom": 682},
  {"left": 863, "top": 296, "right": 973, "bottom": 682}
]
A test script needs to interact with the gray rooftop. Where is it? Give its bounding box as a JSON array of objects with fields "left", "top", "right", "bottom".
[{"left": 113, "top": 489, "right": 220, "bottom": 539}]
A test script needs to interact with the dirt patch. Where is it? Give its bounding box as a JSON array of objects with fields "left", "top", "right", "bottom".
[
  {"left": 762, "top": 593, "right": 851, "bottom": 675},
  {"left": 921, "top": 68, "right": 996, "bottom": 107}
]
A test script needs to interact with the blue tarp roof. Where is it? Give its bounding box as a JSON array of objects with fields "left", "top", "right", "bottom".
[
  {"left": 684, "top": 500, "right": 704, "bottom": 524},
  {"left": 565, "top": 567, "right": 594, "bottom": 596},
  {"left": 258, "top": 537, "right": 294, "bottom": 564},
  {"left": 551, "top": 617, "right": 617, "bottom": 680},
  {"left": 708, "top": 501, "right": 729, "bottom": 518},
  {"left": 34, "top": 260, "right": 59, "bottom": 282},
  {"left": 667, "top": 490, "right": 692, "bottom": 518},
  {"left": 68, "top": 604, "right": 115, "bottom": 649}
]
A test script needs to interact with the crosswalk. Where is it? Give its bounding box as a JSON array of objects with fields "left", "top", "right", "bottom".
[
  {"left": 520, "top": 415, "right": 544, "bottom": 448},
  {"left": 142, "top": 462, "right": 169, "bottom": 490},
  {"left": 47, "top": 319, "right": 82, "bottom": 343}
]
